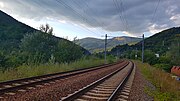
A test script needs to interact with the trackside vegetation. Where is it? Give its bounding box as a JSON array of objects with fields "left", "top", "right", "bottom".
[
  {"left": 134, "top": 60, "right": 180, "bottom": 101},
  {"left": 0, "top": 56, "right": 116, "bottom": 82}
]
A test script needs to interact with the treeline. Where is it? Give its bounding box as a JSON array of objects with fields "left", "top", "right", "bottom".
[
  {"left": 0, "top": 24, "right": 89, "bottom": 71},
  {"left": 110, "top": 37, "right": 179, "bottom": 72},
  {"left": 110, "top": 27, "right": 180, "bottom": 72}
]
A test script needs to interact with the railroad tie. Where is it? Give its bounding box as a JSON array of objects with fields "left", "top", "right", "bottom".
[
  {"left": 18, "top": 89, "right": 26, "bottom": 92},
  {"left": 36, "top": 84, "right": 44, "bottom": 87},
  {"left": 44, "top": 83, "right": 51, "bottom": 86},
  {"left": 115, "top": 65, "right": 136, "bottom": 101},
  {"left": 89, "top": 89, "right": 112, "bottom": 94},
  {"left": 27, "top": 87, "right": 36, "bottom": 90},
  {"left": 4, "top": 85, "right": 12, "bottom": 88},
  {"left": 81, "top": 95, "right": 108, "bottom": 100},
  {"left": 5, "top": 92, "right": 16, "bottom": 96},
  {"left": 12, "top": 83, "right": 22, "bottom": 86}
]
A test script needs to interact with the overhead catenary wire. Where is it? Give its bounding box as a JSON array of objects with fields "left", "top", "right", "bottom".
[
  {"left": 151, "top": 0, "right": 161, "bottom": 24},
  {"left": 32, "top": 0, "right": 101, "bottom": 37},
  {"left": 54, "top": 0, "right": 102, "bottom": 36},
  {"left": 119, "top": 0, "right": 130, "bottom": 31},
  {"left": 113, "top": 0, "right": 130, "bottom": 32},
  {"left": 71, "top": 0, "right": 107, "bottom": 35},
  {"left": 113, "top": 0, "right": 126, "bottom": 31}
]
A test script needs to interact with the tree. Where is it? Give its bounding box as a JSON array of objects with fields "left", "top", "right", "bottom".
[
  {"left": 21, "top": 31, "right": 58, "bottom": 65},
  {"left": 39, "top": 24, "right": 53, "bottom": 35},
  {"left": 54, "top": 40, "right": 83, "bottom": 63},
  {"left": 0, "top": 51, "right": 7, "bottom": 68},
  {"left": 167, "top": 36, "right": 180, "bottom": 65},
  {"left": 144, "top": 50, "right": 158, "bottom": 65},
  {"left": 20, "top": 24, "right": 85, "bottom": 65}
]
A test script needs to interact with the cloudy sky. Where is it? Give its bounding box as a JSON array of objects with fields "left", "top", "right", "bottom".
[{"left": 0, "top": 0, "right": 180, "bottom": 40}]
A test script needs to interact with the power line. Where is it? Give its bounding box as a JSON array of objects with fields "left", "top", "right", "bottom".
[
  {"left": 55, "top": 0, "right": 86, "bottom": 22},
  {"left": 119, "top": 0, "right": 130, "bottom": 31},
  {"left": 31, "top": 0, "right": 100, "bottom": 37},
  {"left": 113, "top": 0, "right": 126, "bottom": 31},
  {"left": 73, "top": 0, "right": 102, "bottom": 27},
  {"left": 54, "top": 0, "right": 102, "bottom": 36},
  {"left": 151, "top": 0, "right": 161, "bottom": 23},
  {"left": 116, "top": 0, "right": 127, "bottom": 30},
  {"left": 72, "top": 0, "right": 108, "bottom": 35},
  {"left": 114, "top": 0, "right": 130, "bottom": 31},
  {"left": 70, "top": 0, "right": 106, "bottom": 35}
]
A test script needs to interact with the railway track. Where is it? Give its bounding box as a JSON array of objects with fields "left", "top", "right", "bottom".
[
  {"left": 0, "top": 60, "right": 127, "bottom": 98},
  {"left": 61, "top": 61, "right": 135, "bottom": 101}
]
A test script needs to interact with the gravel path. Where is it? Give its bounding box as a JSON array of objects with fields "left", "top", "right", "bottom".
[
  {"left": 128, "top": 66, "right": 154, "bottom": 101},
  {"left": 1, "top": 62, "right": 127, "bottom": 101}
]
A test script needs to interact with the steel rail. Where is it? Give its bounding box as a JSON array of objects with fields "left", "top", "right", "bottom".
[
  {"left": 61, "top": 61, "right": 131, "bottom": 101},
  {"left": 0, "top": 60, "right": 126, "bottom": 95},
  {"left": 107, "top": 61, "right": 134, "bottom": 101}
]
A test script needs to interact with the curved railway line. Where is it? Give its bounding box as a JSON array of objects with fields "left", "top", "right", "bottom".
[
  {"left": 0, "top": 60, "right": 136, "bottom": 101},
  {"left": 0, "top": 63, "right": 118, "bottom": 95},
  {"left": 61, "top": 61, "right": 135, "bottom": 101},
  {"left": 0, "top": 60, "right": 128, "bottom": 98}
]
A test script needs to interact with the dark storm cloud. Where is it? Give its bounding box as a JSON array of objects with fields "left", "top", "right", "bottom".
[{"left": 0, "top": 0, "right": 180, "bottom": 36}]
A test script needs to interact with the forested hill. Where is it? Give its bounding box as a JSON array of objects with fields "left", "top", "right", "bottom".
[
  {"left": 0, "top": 10, "right": 35, "bottom": 51},
  {"left": 135, "top": 27, "right": 180, "bottom": 53},
  {"left": 111, "top": 27, "right": 180, "bottom": 55},
  {"left": 0, "top": 10, "right": 90, "bottom": 69}
]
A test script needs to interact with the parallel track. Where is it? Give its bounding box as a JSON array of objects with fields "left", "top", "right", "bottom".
[
  {"left": 61, "top": 61, "right": 135, "bottom": 101},
  {"left": 0, "top": 60, "right": 127, "bottom": 96}
]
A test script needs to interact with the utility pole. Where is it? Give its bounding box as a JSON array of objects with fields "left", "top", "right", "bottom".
[
  {"left": 135, "top": 48, "right": 138, "bottom": 59},
  {"left": 178, "top": 41, "right": 180, "bottom": 58},
  {"left": 104, "top": 34, "right": 107, "bottom": 64},
  {"left": 116, "top": 49, "right": 119, "bottom": 60},
  {"left": 142, "top": 34, "right": 144, "bottom": 63},
  {"left": 162, "top": 40, "right": 164, "bottom": 46}
]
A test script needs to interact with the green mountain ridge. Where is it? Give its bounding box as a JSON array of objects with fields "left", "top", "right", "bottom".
[{"left": 76, "top": 36, "right": 142, "bottom": 53}]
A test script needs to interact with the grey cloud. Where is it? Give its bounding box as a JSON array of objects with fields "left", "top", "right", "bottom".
[{"left": 0, "top": 0, "right": 180, "bottom": 36}]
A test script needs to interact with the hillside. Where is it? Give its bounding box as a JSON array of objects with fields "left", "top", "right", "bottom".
[
  {"left": 110, "top": 27, "right": 180, "bottom": 56},
  {"left": 139, "top": 27, "right": 180, "bottom": 53},
  {"left": 0, "top": 10, "right": 36, "bottom": 52},
  {"left": 0, "top": 10, "right": 90, "bottom": 68},
  {"left": 76, "top": 36, "right": 142, "bottom": 52}
]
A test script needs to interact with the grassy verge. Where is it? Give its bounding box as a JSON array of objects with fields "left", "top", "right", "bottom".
[
  {"left": 133, "top": 60, "right": 180, "bottom": 101},
  {"left": 0, "top": 57, "right": 115, "bottom": 82}
]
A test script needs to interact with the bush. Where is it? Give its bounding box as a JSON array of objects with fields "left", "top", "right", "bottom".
[
  {"left": 144, "top": 50, "right": 158, "bottom": 65},
  {"left": 153, "top": 64, "right": 172, "bottom": 72},
  {"left": 0, "top": 57, "right": 106, "bottom": 82}
]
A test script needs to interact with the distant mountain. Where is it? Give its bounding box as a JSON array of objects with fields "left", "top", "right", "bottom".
[
  {"left": 0, "top": 10, "right": 90, "bottom": 67},
  {"left": 76, "top": 36, "right": 142, "bottom": 52},
  {"left": 110, "top": 27, "right": 180, "bottom": 55}
]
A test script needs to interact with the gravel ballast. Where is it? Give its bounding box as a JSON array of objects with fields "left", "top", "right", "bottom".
[
  {"left": 1, "top": 62, "right": 127, "bottom": 101},
  {"left": 128, "top": 66, "right": 154, "bottom": 101}
]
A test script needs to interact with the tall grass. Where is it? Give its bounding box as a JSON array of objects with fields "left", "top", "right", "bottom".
[
  {"left": 0, "top": 57, "right": 111, "bottom": 82},
  {"left": 134, "top": 60, "right": 180, "bottom": 101}
]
